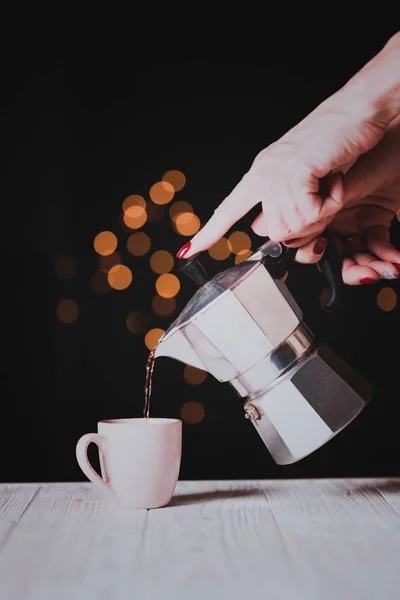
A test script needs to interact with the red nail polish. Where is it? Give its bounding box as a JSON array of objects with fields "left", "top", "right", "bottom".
[
  {"left": 393, "top": 263, "right": 400, "bottom": 270},
  {"left": 314, "top": 239, "right": 327, "bottom": 254},
  {"left": 176, "top": 242, "right": 191, "bottom": 259},
  {"left": 283, "top": 238, "right": 300, "bottom": 245},
  {"left": 359, "top": 277, "right": 376, "bottom": 284}
]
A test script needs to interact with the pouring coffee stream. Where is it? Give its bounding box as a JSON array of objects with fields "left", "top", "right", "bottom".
[{"left": 151, "top": 234, "right": 373, "bottom": 465}]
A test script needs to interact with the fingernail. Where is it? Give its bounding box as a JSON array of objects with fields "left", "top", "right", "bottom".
[
  {"left": 176, "top": 242, "right": 191, "bottom": 259},
  {"left": 313, "top": 239, "right": 327, "bottom": 254},
  {"left": 283, "top": 238, "right": 300, "bottom": 245},
  {"left": 359, "top": 277, "right": 377, "bottom": 284},
  {"left": 393, "top": 263, "right": 400, "bottom": 270}
]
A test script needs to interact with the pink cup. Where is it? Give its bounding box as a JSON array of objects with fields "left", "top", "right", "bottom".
[{"left": 76, "top": 418, "right": 182, "bottom": 509}]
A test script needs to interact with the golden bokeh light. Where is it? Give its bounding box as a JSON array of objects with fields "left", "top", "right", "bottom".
[
  {"left": 162, "top": 170, "right": 186, "bottom": 192},
  {"left": 184, "top": 365, "right": 207, "bottom": 385},
  {"left": 150, "top": 250, "right": 174, "bottom": 274},
  {"left": 234, "top": 249, "right": 252, "bottom": 264},
  {"left": 377, "top": 287, "right": 397, "bottom": 312},
  {"left": 56, "top": 299, "right": 79, "bottom": 324},
  {"left": 145, "top": 328, "right": 165, "bottom": 351},
  {"left": 175, "top": 212, "right": 200, "bottom": 236},
  {"left": 127, "top": 232, "right": 151, "bottom": 256},
  {"left": 91, "top": 270, "right": 111, "bottom": 294},
  {"left": 54, "top": 255, "right": 76, "bottom": 280},
  {"left": 152, "top": 295, "right": 176, "bottom": 317},
  {"left": 155, "top": 273, "right": 180, "bottom": 298},
  {"left": 107, "top": 264, "right": 133, "bottom": 290},
  {"left": 169, "top": 201, "right": 193, "bottom": 222},
  {"left": 123, "top": 207, "right": 147, "bottom": 229},
  {"left": 126, "top": 310, "right": 150, "bottom": 334},
  {"left": 149, "top": 181, "right": 175, "bottom": 205},
  {"left": 208, "top": 237, "right": 232, "bottom": 260},
  {"left": 93, "top": 231, "right": 118, "bottom": 256},
  {"left": 228, "top": 231, "right": 252, "bottom": 255},
  {"left": 122, "top": 194, "right": 146, "bottom": 213},
  {"left": 99, "top": 252, "right": 120, "bottom": 272},
  {"left": 397, "top": 209, "right": 400, "bottom": 221},
  {"left": 180, "top": 401, "right": 205, "bottom": 424}
]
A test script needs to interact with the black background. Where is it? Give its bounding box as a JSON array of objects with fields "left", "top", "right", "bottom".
[{"left": 1, "top": 11, "right": 399, "bottom": 483}]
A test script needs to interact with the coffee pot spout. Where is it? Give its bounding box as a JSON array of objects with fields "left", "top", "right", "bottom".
[{"left": 154, "top": 329, "right": 207, "bottom": 371}]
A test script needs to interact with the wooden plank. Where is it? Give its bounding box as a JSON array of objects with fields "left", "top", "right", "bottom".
[
  {"left": 0, "top": 483, "right": 148, "bottom": 600},
  {"left": 0, "top": 484, "right": 39, "bottom": 551}
]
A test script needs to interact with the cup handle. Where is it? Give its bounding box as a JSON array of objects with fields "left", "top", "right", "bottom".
[{"left": 76, "top": 433, "right": 114, "bottom": 501}]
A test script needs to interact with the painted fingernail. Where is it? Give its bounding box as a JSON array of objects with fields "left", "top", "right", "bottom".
[
  {"left": 176, "top": 242, "right": 191, "bottom": 259},
  {"left": 359, "top": 277, "right": 377, "bottom": 284},
  {"left": 393, "top": 263, "right": 400, "bottom": 270},
  {"left": 283, "top": 238, "right": 300, "bottom": 245},
  {"left": 313, "top": 239, "right": 327, "bottom": 254}
]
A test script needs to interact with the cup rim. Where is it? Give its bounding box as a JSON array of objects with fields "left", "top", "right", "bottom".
[{"left": 98, "top": 417, "right": 181, "bottom": 426}]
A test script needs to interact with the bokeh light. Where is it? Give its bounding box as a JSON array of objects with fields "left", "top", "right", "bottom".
[
  {"left": 127, "top": 232, "right": 151, "bottom": 256},
  {"left": 152, "top": 295, "right": 176, "bottom": 317},
  {"left": 107, "top": 264, "right": 133, "bottom": 290},
  {"left": 94, "top": 231, "right": 118, "bottom": 256},
  {"left": 162, "top": 170, "right": 186, "bottom": 192},
  {"left": 150, "top": 250, "right": 174, "bottom": 274},
  {"left": 180, "top": 401, "right": 205, "bottom": 424},
  {"left": 56, "top": 299, "right": 79, "bottom": 324},
  {"left": 126, "top": 310, "right": 150, "bottom": 334},
  {"left": 234, "top": 249, "right": 252, "bottom": 264},
  {"left": 228, "top": 231, "right": 251, "bottom": 255},
  {"left": 208, "top": 237, "right": 232, "bottom": 260},
  {"left": 122, "top": 194, "right": 146, "bottom": 213},
  {"left": 184, "top": 365, "right": 207, "bottom": 385},
  {"left": 149, "top": 181, "right": 175, "bottom": 205},
  {"left": 169, "top": 201, "right": 193, "bottom": 222},
  {"left": 175, "top": 212, "right": 200, "bottom": 236},
  {"left": 54, "top": 255, "right": 76, "bottom": 280},
  {"left": 377, "top": 287, "right": 397, "bottom": 312},
  {"left": 145, "top": 328, "right": 165, "bottom": 350},
  {"left": 155, "top": 273, "right": 180, "bottom": 298},
  {"left": 91, "top": 270, "right": 111, "bottom": 294},
  {"left": 397, "top": 209, "right": 400, "bottom": 221},
  {"left": 123, "top": 207, "right": 147, "bottom": 229},
  {"left": 99, "top": 252, "right": 121, "bottom": 272}
]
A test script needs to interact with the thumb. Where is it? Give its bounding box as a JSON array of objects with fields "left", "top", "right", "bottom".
[
  {"left": 180, "top": 172, "right": 258, "bottom": 258},
  {"left": 343, "top": 126, "right": 400, "bottom": 205}
]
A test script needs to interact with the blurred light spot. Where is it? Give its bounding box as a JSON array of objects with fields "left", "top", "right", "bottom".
[
  {"left": 145, "top": 328, "right": 165, "bottom": 350},
  {"left": 234, "top": 249, "right": 252, "bottom": 264},
  {"left": 175, "top": 212, "right": 200, "bottom": 236},
  {"left": 180, "top": 401, "right": 205, "bottom": 424},
  {"left": 94, "top": 231, "right": 118, "bottom": 256},
  {"left": 91, "top": 270, "right": 111, "bottom": 294},
  {"left": 56, "top": 299, "right": 79, "bottom": 324},
  {"left": 282, "top": 271, "right": 289, "bottom": 282},
  {"left": 99, "top": 252, "right": 120, "bottom": 272},
  {"left": 150, "top": 250, "right": 174, "bottom": 274},
  {"left": 54, "top": 255, "right": 76, "bottom": 280},
  {"left": 156, "top": 273, "right": 180, "bottom": 298},
  {"left": 127, "top": 232, "right": 151, "bottom": 256},
  {"left": 123, "top": 207, "right": 147, "bottom": 229},
  {"left": 107, "top": 264, "right": 133, "bottom": 290},
  {"left": 169, "top": 201, "right": 193, "bottom": 222},
  {"left": 162, "top": 170, "right": 186, "bottom": 192},
  {"left": 149, "top": 181, "right": 175, "bottom": 205},
  {"left": 126, "top": 310, "right": 150, "bottom": 334},
  {"left": 146, "top": 202, "right": 165, "bottom": 223},
  {"left": 228, "top": 231, "right": 251, "bottom": 254},
  {"left": 184, "top": 365, "right": 207, "bottom": 385},
  {"left": 122, "top": 194, "right": 146, "bottom": 213},
  {"left": 152, "top": 295, "right": 176, "bottom": 317},
  {"left": 208, "top": 237, "right": 232, "bottom": 260},
  {"left": 319, "top": 288, "right": 330, "bottom": 311},
  {"left": 377, "top": 287, "right": 397, "bottom": 312}
]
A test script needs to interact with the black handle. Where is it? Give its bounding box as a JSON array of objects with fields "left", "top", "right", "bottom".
[{"left": 318, "top": 229, "right": 349, "bottom": 312}]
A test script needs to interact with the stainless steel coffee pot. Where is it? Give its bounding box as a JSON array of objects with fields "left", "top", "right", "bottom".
[{"left": 155, "top": 235, "right": 372, "bottom": 465}]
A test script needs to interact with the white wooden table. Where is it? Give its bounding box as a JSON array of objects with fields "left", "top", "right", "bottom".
[{"left": 0, "top": 479, "right": 399, "bottom": 600}]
